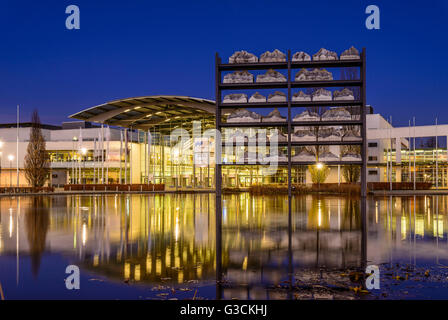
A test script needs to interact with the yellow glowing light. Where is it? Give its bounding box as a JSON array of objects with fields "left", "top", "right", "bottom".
[
  {"left": 316, "top": 162, "right": 323, "bottom": 170},
  {"left": 156, "top": 258, "right": 161, "bottom": 275},
  {"left": 134, "top": 265, "right": 141, "bottom": 281},
  {"left": 166, "top": 249, "right": 171, "bottom": 266},
  {"left": 9, "top": 213, "right": 13, "bottom": 238},
  {"left": 175, "top": 218, "right": 179, "bottom": 241},
  {"left": 82, "top": 223, "right": 87, "bottom": 246},
  {"left": 8, "top": 154, "right": 14, "bottom": 162},
  {"left": 93, "top": 254, "right": 99, "bottom": 266},
  {"left": 242, "top": 256, "right": 248, "bottom": 271},
  {"left": 401, "top": 216, "right": 407, "bottom": 240},
  {"left": 80, "top": 147, "right": 87, "bottom": 155},
  {"left": 124, "top": 262, "right": 130, "bottom": 279}
]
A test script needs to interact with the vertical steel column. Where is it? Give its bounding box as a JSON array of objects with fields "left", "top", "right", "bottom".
[
  {"left": 215, "top": 53, "right": 223, "bottom": 298},
  {"left": 436, "top": 118, "right": 439, "bottom": 189},
  {"left": 130, "top": 126, "right": 133, "bottom": 185},
  {"left": 106, "top": 126, "right": 110, "bottom": 184},
  {"left": 101, "top": 124, "right": 105, "bottom": 184},
  {"left": 125, "top": 128, "right": 128, "bottom": 184},
  {"left": 361, "top": 196, "right": 367, "bottom": 270},
  {"left": 287, "top": 50, "right": 292, "bottom": 199},
  {"left": 287, "top": 50, "right": 293, "bottom": 293},
  {"left": 361, "top": 48, "right": 367, "bottom": 197},
  {"left": 93, "top": 138, "right": 97, "bottom": 184}
]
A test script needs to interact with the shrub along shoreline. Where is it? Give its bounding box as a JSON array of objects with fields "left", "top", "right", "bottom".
[{"left": 223, "top": 182, "right": 433, "bottom": 196}]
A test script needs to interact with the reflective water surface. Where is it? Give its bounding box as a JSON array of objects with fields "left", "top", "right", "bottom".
[{"left": 0, "top": 193, "right": 447, "bottom": 299}]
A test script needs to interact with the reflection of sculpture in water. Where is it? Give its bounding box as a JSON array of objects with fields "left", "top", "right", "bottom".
[
  {"left": 342, "top": 197, "right": 360, "bottom": 230},
  {"left": 25, "top": 197, "right": 50, "bottom": 277}
]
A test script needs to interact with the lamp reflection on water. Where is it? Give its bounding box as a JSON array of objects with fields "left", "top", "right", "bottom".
[
  {"left": 8, "top": 208, "right": 13, "bottom": 238},
  {"left": 1, "top": 194, "right": 448, "bottom": 299}
]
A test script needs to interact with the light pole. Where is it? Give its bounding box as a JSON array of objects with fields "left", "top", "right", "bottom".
[
  {"left": 72, "top": 136, "right": 77, "bottom": 184},
  {"left": 80, "top": 147, "right": 87, "bottom": 184},
  {"left": 8, "top": 155, "right": 14, "bottom": 188}
]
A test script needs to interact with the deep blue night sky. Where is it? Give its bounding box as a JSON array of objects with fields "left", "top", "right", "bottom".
[{"left": 0, "top": 0, "right": 446, "bottom": 126}]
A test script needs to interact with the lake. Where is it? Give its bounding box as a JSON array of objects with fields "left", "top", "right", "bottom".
[{"left": 0, "top": 193, "right": 447, "bottom": 300}]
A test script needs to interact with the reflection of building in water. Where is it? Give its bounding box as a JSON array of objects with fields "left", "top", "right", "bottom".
[
  {"left": 367, "top": 195, "right": 448, "bottom": 265},
  {"left": 220, "top": 195, "right": 364, "bottom": 299},
  {"left": 0, "top": 194, "right": 447, "bottom": 292}
]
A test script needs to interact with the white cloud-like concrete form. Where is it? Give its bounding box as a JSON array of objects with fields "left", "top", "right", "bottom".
[
  {"left": 318, "top": 151, "right": 339, "bottom": 161},
  {"left": 226, "top": 108, "right": 261, "bottom": 123},
  {"left": 249, "top": 92, "right": 266, "bottom": 103},
  {"left": 293, "top": 110, "right": 320, "bottom": 122},
  {"left": 341, "top": 153, "right": 362, "bottom": 161},
  {"left": 267, "top": 91, "right": 287, "bottom": 102},
  {"left": 256, "top": 69, "right": 287, "bottom": 83},
  {"left": 223, "top": 71, "right": 254, "bottom": 84},
  {"left": 292, "top": 51, "right": 311, "bottom": 62},
  {"left": 262, "top": 108, "right": 286, "bottom": 122},
  {"left": 312, "top": 88, "right": 332, "bottom": 101},
  {"left": 260, "top": 49, "right": 286, "bottom": 62},
  {"left": 295, "top": 68, "right": 333, "bottom": 81},
  {"left": 229, "top": 50, "right": 258, "bottom": 63},
  {"left": 342, "top": 129, "right": 362, "bottom": 141},
  {"left": 322, "top": 107, "right": 351, "bottom": 120},
  {"left": 313, "top": 48, "right": 338, "bottom": 61},
  {"left": 292, "top": 91, "right": 311, "bottom": 102},
  {"left": 318, "top": 128, "right": 341, "bottom": 141},
  {"left": 223, "top": 93, "right": 248, "bottom": 104},
  {"left": 340, "top": 46, "right": 360, "bottom": 60},
  {"left": 292, "top": 130, "right": 316, "bottom": 141},
  {"left": 292, "top": 150, "right": 316, "bottom": 162},
  {"left": 333, "top": 88, "right": 355, "bottom": 100}
]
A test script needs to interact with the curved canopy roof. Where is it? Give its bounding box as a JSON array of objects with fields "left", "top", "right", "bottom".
[{"left": 69, "top": 95, "right": 216, "bottom": 133}]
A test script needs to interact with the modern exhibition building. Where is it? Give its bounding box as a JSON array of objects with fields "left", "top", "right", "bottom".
[
  {"left": 0, "top": 48, "right": 446, "bottom": 190},
  {"left": 0, "top": 96, "right": 446, "bottom": 190}
]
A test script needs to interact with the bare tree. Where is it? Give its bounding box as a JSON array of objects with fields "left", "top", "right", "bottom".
[
  {"left": 24, "top": 110, "right": 50, "bottom": 188},
  {"left": 341, "top": 145, "right": 361, "bottom": 182}
]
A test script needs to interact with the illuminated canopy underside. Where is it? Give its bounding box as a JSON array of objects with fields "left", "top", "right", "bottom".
[{"left": 69, "top": 95, "right": 216, "bottom": 133}]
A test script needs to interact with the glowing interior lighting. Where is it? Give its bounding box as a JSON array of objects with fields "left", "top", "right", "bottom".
[
  {"left": 82, "top": 223, "right": 87, "bottom": 246},
  {"left": 9, "top": 213, "right": 13, "bottom": 238},
  {"left": 124, "top": 263, "right": 130, "bottom": 279},
  {"left": 316, "top": 162, "right": 323, "bottom": 170},
  {"left": 134, "top": 265, "right": 141, "bottom": 281}
]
